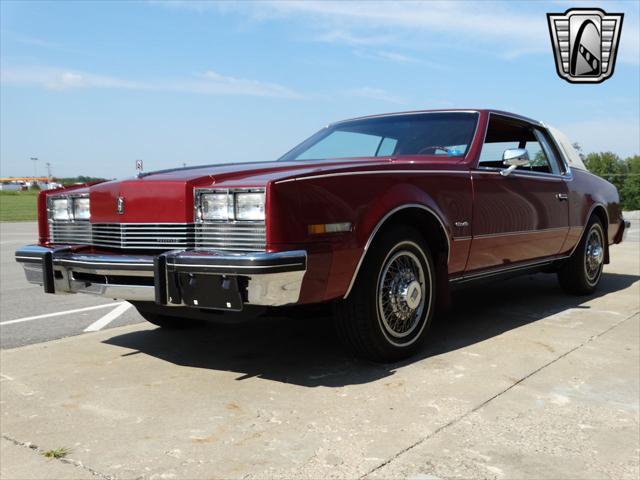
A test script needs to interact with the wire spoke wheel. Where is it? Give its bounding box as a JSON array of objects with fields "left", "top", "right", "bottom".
[
  {"left": 584, "top": 225, "right": 604, "bottom": 283},
  {"left": 377, "top": 249, "right": 428, "bottom": 342},
  {"left": 333, "top": 227, "right": 436, "bottom": 362}
]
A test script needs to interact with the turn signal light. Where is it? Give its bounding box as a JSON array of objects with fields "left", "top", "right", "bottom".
[{"left": 308, "top": 222, "right": 352, "bottom": 235}]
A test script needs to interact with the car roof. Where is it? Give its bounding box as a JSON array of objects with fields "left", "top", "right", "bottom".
[{"left": 333, "top": 109, "right": 543, "bottom": 127}]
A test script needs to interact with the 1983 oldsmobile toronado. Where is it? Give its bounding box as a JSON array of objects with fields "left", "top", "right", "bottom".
[{"left": 16, "top": 110, "right": 631, "bottom": 361}]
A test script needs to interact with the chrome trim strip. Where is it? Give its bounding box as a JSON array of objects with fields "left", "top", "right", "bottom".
[
  {"left": 276, "top": 169, "right": 470, "bottom": 184},
  {"left": 165, "top": 262, "right": 303, "bottom": 270},
  {"left": 474, "top": 167, "right": 566, "bottom": 180},
  {"left": 343, "top": 203, "right": 450, "bottom": 299},
  {"left": 53, "top": 259, "right": 154, "bottom": 268},
  {"left": 451, "top": 256, "right": 569, "bottom": 283},
  {"left": 473, "top": 226, "right": 568, "bottom": 239},
  {"left": 15, "top": 255, "right": 42, "bottom": 262}
]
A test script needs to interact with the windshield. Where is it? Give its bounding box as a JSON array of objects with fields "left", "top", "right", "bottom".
[{"left": 279, "top": 112, "right": 478, "bottom": 161}]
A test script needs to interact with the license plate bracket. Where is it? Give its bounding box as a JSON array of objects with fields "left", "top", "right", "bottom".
[{"left": 177, "top": 273, "right": 243, "bottom": 311}]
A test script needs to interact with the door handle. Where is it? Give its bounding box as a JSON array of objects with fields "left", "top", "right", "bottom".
[{"left": 556, "top": 193, "right": 568, "bottom": 201}]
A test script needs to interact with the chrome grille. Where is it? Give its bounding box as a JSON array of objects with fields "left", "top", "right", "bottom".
[
  {"left": 91, "top": 224, "right": 194, "bottom": 250},
  {"left": 48, "top": 222, "right": 266, "bottom": 252},
  {"left": 195, "top": 223, "right": 266, "bottom": 251},
  {"left": 50, "top": 222, "right": 92, "bottom": 244}
]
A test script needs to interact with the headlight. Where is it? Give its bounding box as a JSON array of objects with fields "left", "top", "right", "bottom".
[
  {"left": 51, "top": 198, "right": 70, "bottom": 221},
  {"left": 235, "top": 192, "right": 265, "bottom": 221},
  {"left": 201, "top": 193, "right": 230, "bottom": 221},
  {"left": 73, "top": 197, "right": 90, "bottom": 220}
]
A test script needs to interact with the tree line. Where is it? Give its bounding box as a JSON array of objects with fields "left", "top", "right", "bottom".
[{"left": 574, "top": 144, "right": 640, "bottom": 211}]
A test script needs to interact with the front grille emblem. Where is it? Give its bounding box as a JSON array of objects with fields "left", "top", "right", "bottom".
[{"left": 116, "top": 196, "right": 125, "bottom": 215}]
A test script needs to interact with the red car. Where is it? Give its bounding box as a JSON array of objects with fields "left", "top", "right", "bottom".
[{"left": 16, "top": 109, "right": 630, "bottom": 361}]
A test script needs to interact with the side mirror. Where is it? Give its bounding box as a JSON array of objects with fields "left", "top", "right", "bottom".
[{"left": 500, "top": 148, "right": 530, "bottom": 176}]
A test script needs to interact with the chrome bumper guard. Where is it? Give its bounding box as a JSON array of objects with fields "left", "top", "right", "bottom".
[{"left": 15, "top": 245, "right": 307, "bottom": 309}]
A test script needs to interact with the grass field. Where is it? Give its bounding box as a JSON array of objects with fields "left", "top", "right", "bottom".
[{"left": 0, "top": 191, "right": 39, "bottom": 221}]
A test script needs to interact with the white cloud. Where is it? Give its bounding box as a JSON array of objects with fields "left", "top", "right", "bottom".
[
  {"left": 314, "top": 30, "right": 397, "bottom": 47},
  {"left": 0, "top": 66, "right": 303, "bottom": 98},
  {"left": 151, "top": 0, "right": 639, "bottom": 65},
  {"left": 353, "top": 49, "right": 448, "bottom": 69},
  {"left": 375, "top": 51, "right": 421, "bottom": 64},
  {"left": 345, "top": 86, "right": 407, "bottom": 104}
]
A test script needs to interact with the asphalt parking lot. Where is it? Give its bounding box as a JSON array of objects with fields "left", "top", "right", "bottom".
[
  {"left": 0, "top": 222, "right": 143, "bottom": 349},
  {"left": 1, "top": 217, "right": 638, "bottom": 479}
]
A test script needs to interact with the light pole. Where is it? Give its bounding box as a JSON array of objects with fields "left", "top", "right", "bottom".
[
  {"left": 46, "top": 162, "right": 52, "bottom": 185},
  {"left": 30, "top": 157, "right": 38, "bottom": 178},
  {"left": 30, "top": 157, "right": 38, "bottom": 189}
]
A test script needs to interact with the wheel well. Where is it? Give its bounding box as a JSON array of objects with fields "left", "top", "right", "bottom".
[
  {"left": 376, "top": 207, "right": 449, "bottom": 264},
  {"left": 591, "top": 205, "right": 610, "bottom": 263},
  {"left": 368, "top": 206, "right": 451, "bottom": 308}
]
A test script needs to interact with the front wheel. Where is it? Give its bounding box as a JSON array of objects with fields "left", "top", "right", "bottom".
[
  {"left": 333, "top": 226, "right": 436, "bottom": 362},
  {"left": 557, "top": 216, "right": 605, "bottom": 295}
]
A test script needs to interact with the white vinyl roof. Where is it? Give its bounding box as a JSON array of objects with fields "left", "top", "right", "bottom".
[{"left": 547, "top": 126, "right": 588, "bottom": 171}]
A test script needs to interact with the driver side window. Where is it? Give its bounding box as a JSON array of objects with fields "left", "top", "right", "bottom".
[{"left": 479, "top": 116, "right": 560, "bottom": 175}]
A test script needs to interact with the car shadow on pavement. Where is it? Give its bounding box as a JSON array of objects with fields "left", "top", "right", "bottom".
[{"left": 104, "top": 272, "right": 639, "bottom": 387}]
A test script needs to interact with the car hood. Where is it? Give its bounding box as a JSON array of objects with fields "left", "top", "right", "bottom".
[
  {"left": 86, "top": 157, "right": 463, "bottom": 223},
  {"left": 133, "top": 158, "right": 395, "bottom": 185}
]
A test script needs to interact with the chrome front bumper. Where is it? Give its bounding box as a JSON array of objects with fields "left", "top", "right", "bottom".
[{"left": 15, "top": 245, "right": 307, "bottom": 309}]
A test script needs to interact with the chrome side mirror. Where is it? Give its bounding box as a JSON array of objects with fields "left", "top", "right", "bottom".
[{"left": 500, "top": 148, "right": 530, "bottom": 176}]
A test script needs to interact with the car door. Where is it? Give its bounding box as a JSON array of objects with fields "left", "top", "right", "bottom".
[{"left": 466, "top": 114, "right": 570, "bottom": 273}]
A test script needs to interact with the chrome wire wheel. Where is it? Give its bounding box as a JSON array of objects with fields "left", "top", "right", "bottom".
[
  {"left": 584, "top": 224, "right": 604, "bottom": 285},
  {"left": 376, "top": 243, "right": 431, "bottom": 346}
]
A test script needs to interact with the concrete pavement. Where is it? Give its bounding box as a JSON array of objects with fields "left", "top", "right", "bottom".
[{"left": 0, "top": 218, "right": 638, "bottom": 479}]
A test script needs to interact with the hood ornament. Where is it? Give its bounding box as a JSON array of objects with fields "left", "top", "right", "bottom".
[
  {"left": 136, "top": 159, "right": 143, "bottom": 178},
  {"left": 116, "top": 196, "right": 125, "bottom": 215}
]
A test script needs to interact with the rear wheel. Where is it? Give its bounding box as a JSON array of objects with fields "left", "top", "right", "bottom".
[
  {"left": 333, "top": 226, "right": 435, "bottom": 362},
  {"left": 558, "top": 216, "right": 605, "bottom": 295}
]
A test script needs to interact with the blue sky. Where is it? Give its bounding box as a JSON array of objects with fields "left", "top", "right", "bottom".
[{"left": 1, "top": 0, "right": 639, "bottom": 179}]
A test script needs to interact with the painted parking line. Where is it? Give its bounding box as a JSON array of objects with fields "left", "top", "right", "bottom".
[
  {"left": 0, "top": 302, "right": 124, "bottom": 326},
  {"left": 84, "top": 302, "right": 133, "bottom": 332}
]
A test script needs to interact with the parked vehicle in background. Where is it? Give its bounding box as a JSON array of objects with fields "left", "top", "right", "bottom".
[{"left": 15, "top": 109, "right": 630, "bottom": 361}]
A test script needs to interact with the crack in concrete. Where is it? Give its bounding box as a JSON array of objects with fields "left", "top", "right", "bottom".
[
  {"left": 2, "top": 434, "right": 115, "bottom": 480},
  {"left": 361, "top": 310, "right": 640, "bottom": 479}
]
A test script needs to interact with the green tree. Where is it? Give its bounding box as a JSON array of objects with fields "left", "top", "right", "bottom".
[
  {"left": 620, "top": 156, "right": 640, "bottom": 210},
  {"left": 584, "top": 152, "right": 627, "bottom": 193}
]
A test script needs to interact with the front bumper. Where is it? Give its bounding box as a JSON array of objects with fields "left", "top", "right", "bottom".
[{"left": 15, "top": 245, "right": 307, "bottom": 309}]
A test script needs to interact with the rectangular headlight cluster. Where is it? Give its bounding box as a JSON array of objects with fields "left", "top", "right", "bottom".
[
  {"left": 197, "top": 190, "right": 265, "bottom": 222},
  {"left": 49, "top": 196, "right": 90, "bottom": 221}
]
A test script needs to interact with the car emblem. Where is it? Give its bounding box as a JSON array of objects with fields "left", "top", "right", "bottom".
[
  {"left": 547, "top": 8, "right": 623, "bottom": 84},
  {"left": 116, "top": 196, "right": 125, "bottom": 215}
]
